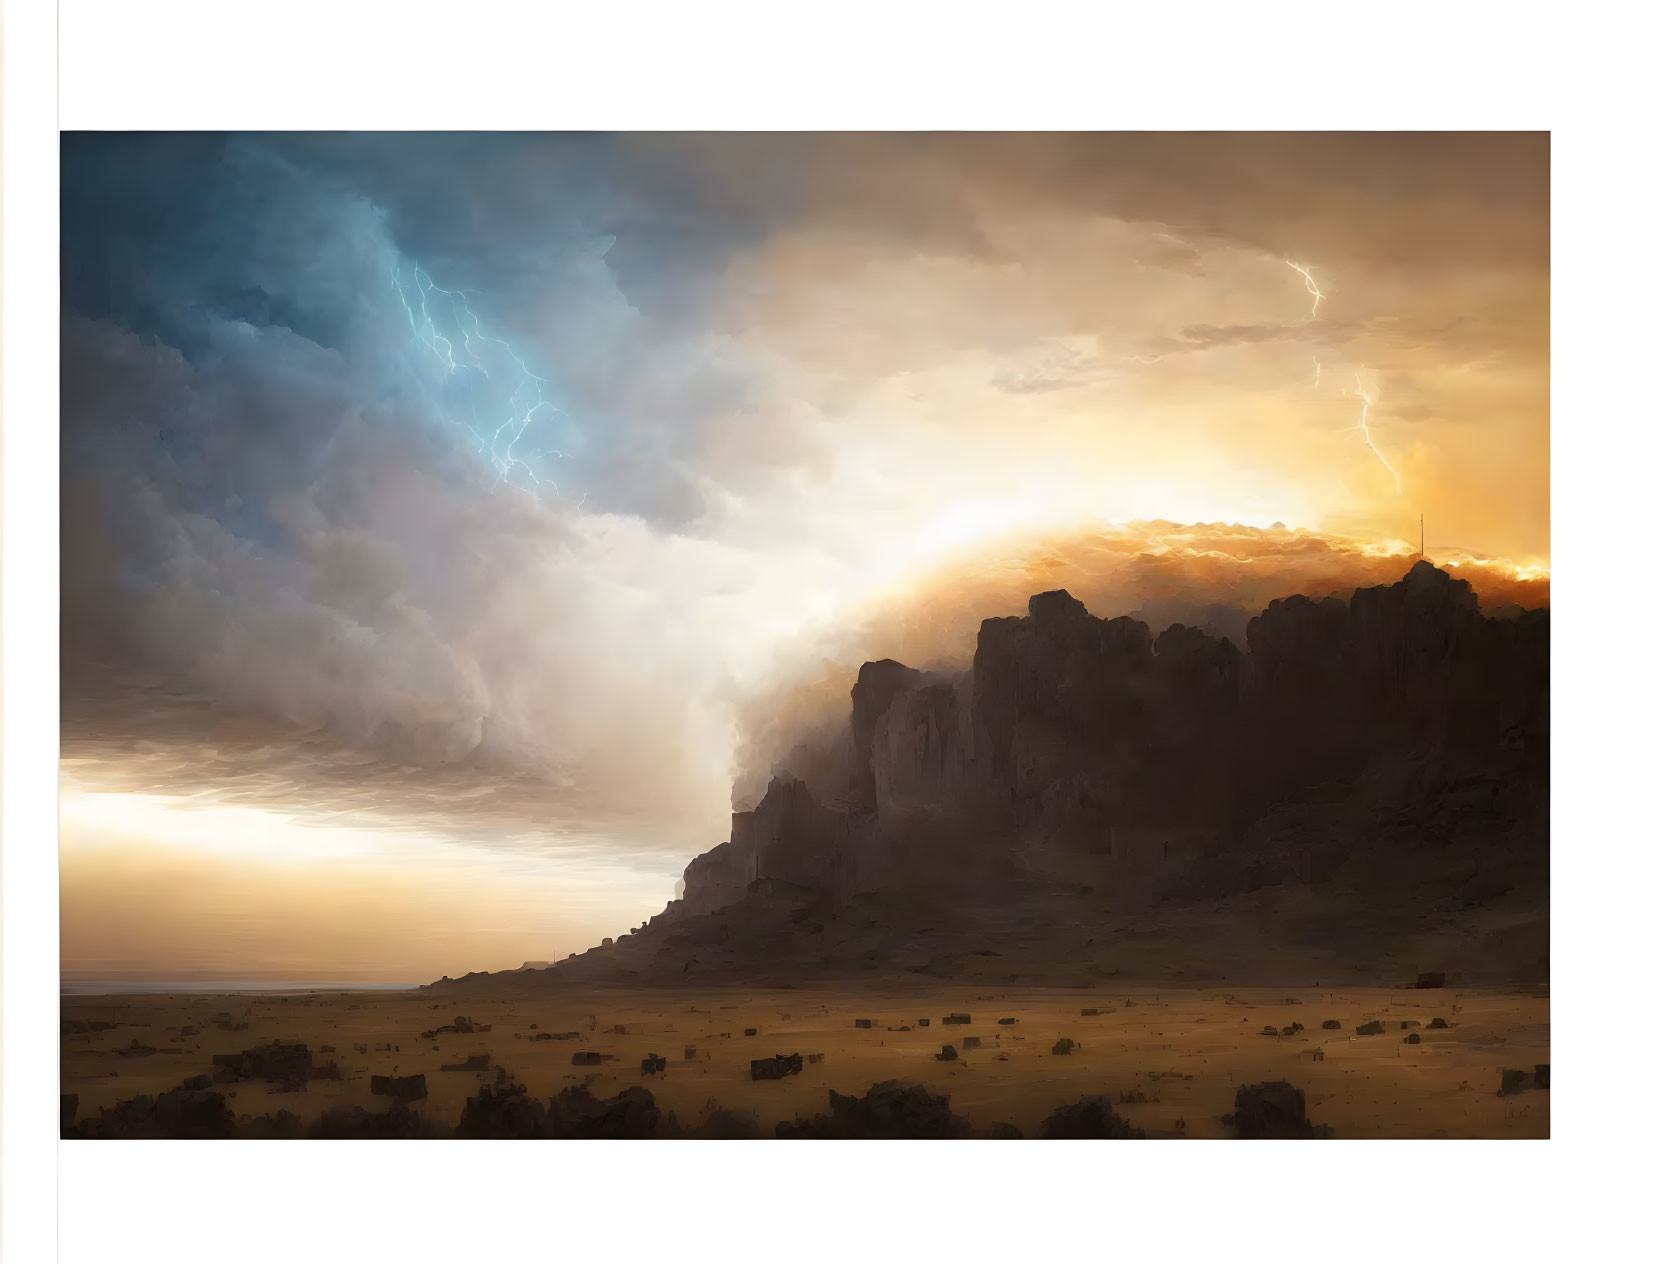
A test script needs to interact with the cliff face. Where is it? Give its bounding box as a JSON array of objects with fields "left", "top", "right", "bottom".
[{"left": 522, "top": 562, "right": 1548, "bottom": 988}]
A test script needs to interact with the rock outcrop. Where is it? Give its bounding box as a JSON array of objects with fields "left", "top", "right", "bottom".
[{"left": 441, "top": 562, "right": 1548, "bottom": 991}]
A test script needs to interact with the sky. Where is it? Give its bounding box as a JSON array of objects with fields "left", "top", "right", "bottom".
[{"left": 59, "top": 133, "right": 1550, "bottom": 981}]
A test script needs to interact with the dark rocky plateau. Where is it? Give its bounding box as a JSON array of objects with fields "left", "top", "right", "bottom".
[{"left": 433, "top": 562, "right": 1548, "bottom": 994}]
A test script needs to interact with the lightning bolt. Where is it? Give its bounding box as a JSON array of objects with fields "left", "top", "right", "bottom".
[
  {"left": 390, "top": 264, "right": 571, "bottom": 501},
  {"left": 1312, "top": 358, "right": 1321, "bottom": 387},
  {"left": 1353, "top": 371, "right": 1402, "bottom": 494},
  {"left": 1285, "top": 259, "right": 1325, "bottom": 319}
]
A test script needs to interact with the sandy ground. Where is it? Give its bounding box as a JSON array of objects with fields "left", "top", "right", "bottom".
[{"left": 60, "top": 985, "right": 1549, "bottom": 1138}]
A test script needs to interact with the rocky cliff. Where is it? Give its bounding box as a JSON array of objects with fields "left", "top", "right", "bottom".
[{"left": 439, "top": 562, "right": 1548, "bottom": 992}]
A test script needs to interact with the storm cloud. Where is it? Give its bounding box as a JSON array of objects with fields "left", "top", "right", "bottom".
[{"left": 61, "top": 133, "right": 1549, "bottom": 862}]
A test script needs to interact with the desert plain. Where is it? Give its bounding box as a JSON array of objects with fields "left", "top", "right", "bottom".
[{"left": 60, "top": 984, "right": 1549, "bottom": 1138}]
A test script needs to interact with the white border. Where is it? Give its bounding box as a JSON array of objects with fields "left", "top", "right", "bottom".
[{"left": 8, "top": 1, "right": 1661, "bottom": 1260}]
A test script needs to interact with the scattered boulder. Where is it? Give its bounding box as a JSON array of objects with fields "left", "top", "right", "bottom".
[
  {"left": 778, "top": 1081, "right": 970, "bottom": 1139},
  {"left": 211, "top": 1041, "right": 312, "bottom": 1086},
  {"left": 1428, "top": 1017, "right": 1450, "bottom": 1029},
  {"left": 943, "top": 1013, "right": 972, "bottom": 1026},
  {"left": 1051, "top": 1038, "right": 1076, "bottom": 1056},
  {"left": 1499, "top": 1069, "right": 1529, "bottom": 1096},
  {"left": 1223, "top": 1082, "right": 1332, "bottom": 1139},
  {"left": 73, "top": 1081, "right": 239, "bottom": 1139},
  {"left": 854, "top": 1019, "right": 873, "bottom": 1029},
  {"left": 743, "top": 1028, "right": 757, "bottom": 1037},
  {"left": 1355, "top": 1021, "right": 1385, "bottom": 1036},
  {"left": 547, "top": 1085, "right": 659, "bottom": 1139},
  {"left": 641, "top": 1053, "right": 668, "bottom": 1076},
  {"left": 997, "top": 1017, "right": 1017, "bottom": 1025},
  {"left": 1404, "top": 1032, "right": 1421, "bottom": 1044},
  {"left": 962, "top": 1036, "right": 983, "bottom": 1049},
  {"left": 1260, "top": 1026, "right": 1280, "bottom": 1036},
  {"left": 370, "top": 1074, "right": 428, "bottom": 1102},
  {"left": 750, "top": 1053, "right": 804, "bottom": 1081},
  {"left": 1321, "top": 1019, "right": 1342, "bottom": 1030},
  {"left": 571, "top": 1051, "right": 605, "bottom": 1067},
  {"left": 439, "top": 1053, "right": 492, "bottom": 1072},
  {"left": 917, "top": 1018, "right": 931, "bottom": 1027},
  {"left": 1080, "top": 1008, "right": 1100, "bottom": 1017},
  {"left": 1038, "top": 1096, "right": 1145, "bottom": 1139},
  {"left": 935, "top": 1045, "right": 959, "bottom": 1062},
  {"left": 807, "top": 1052, "right": 826, "bottom": 1064},
  {"left": 457, "top": 1082, "right": 547, "bottom": 1139},
  {"left": 1400, "top": 1020, "right": 1420, "bottom": 1029}
]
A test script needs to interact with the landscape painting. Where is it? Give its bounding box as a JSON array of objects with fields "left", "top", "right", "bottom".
[{"left": 59, "top": 132, "right": 1549, "bottom": 1140}]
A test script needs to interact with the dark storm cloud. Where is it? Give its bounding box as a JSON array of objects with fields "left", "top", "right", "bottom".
[{"left": 60, "top": 133, "right": 1549, "bottom": 851}]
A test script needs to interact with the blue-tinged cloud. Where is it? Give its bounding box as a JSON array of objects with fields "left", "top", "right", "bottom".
[{"left": 60, "top": 133, "right": 1550, "bottom": 856}]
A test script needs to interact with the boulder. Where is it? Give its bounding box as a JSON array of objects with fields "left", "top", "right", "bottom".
[
  {"left": 456, "top": 1082, "right": 547, "bottom": 1139},
  {"left": 1051, "top": 1038, "right": 1076, "bottom": 1055},
  {"left": 750, "top": 1053, "right": 804, "bottom": 1080},
  {"left": 778, "top": 1081, "right": 970, "bottom": 1139},
  {"left": 547, "top": 1085, "right": 660, "bottom": 1139},
  {"left": 1321, "top": 1020, "right": 1342, "bottom": 1030},
  {"left": 211, "top": 1041, "right": 313, "bottom": 1085},
  {"left": 1355, "top": 1021, "right": 1385, "bottom": 1036},
  {"left": 1038, "top": 1096, "right": 1145, "bottom": 1139},
  {"left": 370, "top": 1074, "right": 428, "bottom": 1102},
  {"left": 1224, "top": 1081, "right": 1332, "bottom": 1139},
  {"left": 76, "top": 1081, "right": 240, "bottom": 1139},
  {"left": 936, "top": 1045, "right": 958, "bottom": 1062}
]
